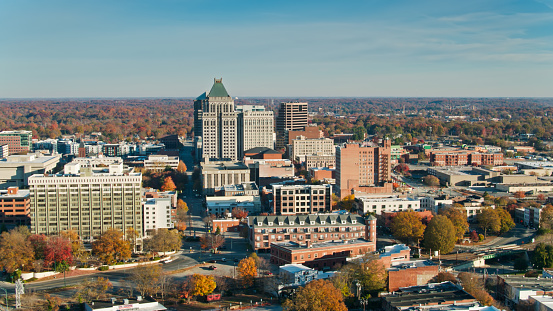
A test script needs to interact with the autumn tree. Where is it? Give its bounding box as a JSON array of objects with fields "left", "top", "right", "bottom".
[
  {"left": 200, "top": 233, "right": 225, "bottom": 252},
  {"left": 496, "top": 208, "right": 515, "bottom": 234},
  {"left": 338, "top": 194, "right": 355, "bottom": 211},
  {"left": 283, "top": 279, "right": 347, "bottom": 311},
  {"left": 92, "top": 229, "right": 132, "bottom": 264},
  {"left": 477, "top": 208, "right": 501, "bottom": 239},
  {"left": 191, "top": 274, "right": 217, "bottom": 297},
  {"left": 144, "top": 229, "right": 182, "bottom": 254},
  {"left": 423, "top": 215, "right": 457, "bottom": 254},
  {"left": 231, "top": 207, "right": 249, "bottom": 220},
  {"left": 44, "top": 236, "right": 73, "bottom": 272},
  {"left": 238, "top": 256, "right": 257, "bottom": 287},
  {"left": 177, "top": 160, "right": 187, "bottom": 173},
  {"left": 28, "top": 234, "right": 48, "bottom": 260},
  {"left": 423, "top": 175, "right": 440, "bottom": 187},
  {"left": 439, "top": 207, "right": 469, "bottom": 241},
  {"left": 177, "top": 199, "right": 189, "bottom": 213},
  {"left": 128, "top": 264, "right": 165, "bottom": 297},
  {"left": 357, "top": 257, "right": 388, "bottom": 293},
  {"left": 390, "top": 211, "right": 426, "bottom": 244},
  {"left": 514, "top": 191, "right": 526, "bottom": 199},
  {"left": 431, "top": 272, "right": 457, "bottom": 284},
  {"left": 161, "top": 176, "right": 177, "bottom": 191},
  {"left": 74, "top": 277, "right": 113, "bottom": 302},
  {"left": 126, "top": 227, "right": 140, "bottom": 253},
  {"left": 60, "top": 230, "right": 82, "bottom": 257},
  {"left": 0, "top": 228, "right": 34, "bottom": 273},
  {"left": 540, "top": 204, "right": 553, "bottom": 232},
  {"left": 458, "top": 272, "right": 495, "bottom": 306}
]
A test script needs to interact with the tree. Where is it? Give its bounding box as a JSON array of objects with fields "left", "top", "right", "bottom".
[
  {"left": 0, "top": 228, "right": 34, "bottom": 273},
  {"left": 514, "top": 191, "right": 526, "bottom": 199},
  {"left": 28, "top": 234, "right": 48, "bottom": 260},
  {"left": 177, "top": 160, "right": 187, "bottom": 173},
  {"left": 533, "top": 243, "right": 553, "bottom": 269},
  {"left": 470, "top": 230, "right": 479, "bottom": 242},
  {"left": 283, "top": 279, "right": 347, "bottom": 311},
  {"left": 231, "top": 207, "right": 249, "bottom": 220},
  {"left": 125, "top": 227, "right": 139, "bottom": 253},
  {"left": 423, "top": 215, "right": 457, "bottom": 254},
  {"left": 514, "top": 257, "right": 529, "bottom": 271},
  {"left": 496, "top": 208, "right": 515, "bottom": 234},
  {"left": 238, "top": 257, "right": 257, "bottom": 287},
  {"left": 358, "top": 257, "right": 388, "bottom": 293},
  {"left": 200, "top": 233, "right": 225, "bottom": 252},
  {"left": 144, "top": 229, "right": 182, "bottom": 254},
  {"left": 338, "top": 194, "right": 355, "bottom": 211},
  {"left": 540, "top": 204, "right": 553, "bottom": 231},
  {"left": 177, "top": 199, "right": 189, "bottom": 214},
  {"left": 477, "top": 208, "right": 501, "bottom": 239},
  {"left": 390, "top": 211, "right": 426, "bottom": 244},
  {"left": 431, "top": 272, "right": 457, "bottom": 284},
  {"left": 458, "top": 272, "right": 495, "bottom": 306},
  {"left": 191, "top": 274, "right": 217, "bottom": 297},
  {"left": 129, "top": 264, "right": 164, "bottom": 297},
  {"left": 423, "top": 175, "right": 440, "bottom": 187},
  {"left": 74, "top": 277, "right": 113, "bottom": 303},
  {"left": 44, "top": 236, "right": 73, "bottom": 271},
  {"left": 92, "top": 229, "right": 132, "bottom": 265},
  {"left": 60, "top": 230, "right": 82, "bottom": 257},
  {"left": 439, "top": 207, "right": 469, "bottom": 241},
  {"left": 161, "top": 176, "right": 177, "bottom": 191}
]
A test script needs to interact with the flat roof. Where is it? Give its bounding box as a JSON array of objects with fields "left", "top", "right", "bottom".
[
  {"left": 388, "top": 259, "right": 436, "bottom": 271},
  {"left": 280, "top": 264, "right": 313, "bottom": 274},
  {"left": 201, "top": 161, "right": 249, "bottom": 171},
  {"left": 499, "top": 275, "right": 553, "bottom": 291},
  {"left": 272, "top": 238, "right": 373, "bottom": 250},
  {"left": 0, "top": 189, "right": 30, "bottom": 199}
]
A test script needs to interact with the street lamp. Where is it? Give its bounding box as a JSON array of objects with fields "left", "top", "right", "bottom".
[
  {"left": 360, "top": 298, "right": 368, "bottom": 311},
  {"left": 356, "top": 281, "right": 361, "bottom": 298}
]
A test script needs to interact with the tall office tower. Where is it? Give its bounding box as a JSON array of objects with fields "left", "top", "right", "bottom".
[
  {"left": 336, "top": 140, "right": 393, "bottom": 199},
  {"left": 236, "top": 105, "right": 275, "bottom": 157},
  {"left": 194, "top": 79, "right": 239, "bottom": 160},
  {"left": 28, "top": 162, "right": 143, "bottom": 242},
  {"left": 275, "top": 102, "right": 308, "bottom": 151},
  {"left": 0, "top": 130, "right": 32, "bottom": 155}
]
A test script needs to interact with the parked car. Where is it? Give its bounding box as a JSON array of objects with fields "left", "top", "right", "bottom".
[
  {"left": 221, "top": 258, "right": 227, "bottom": 262},
  {"left": 209, "top": 265, "right": 217, "bottom": 270}
]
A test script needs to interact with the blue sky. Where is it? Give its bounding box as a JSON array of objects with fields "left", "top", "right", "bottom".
[{"left": 1, "top": 0, "right": 552, "bottom": 98}]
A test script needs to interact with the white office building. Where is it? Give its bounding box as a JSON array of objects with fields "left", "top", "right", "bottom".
[{"left": 354, "top": 195, "right": 421, "bottom": 215}]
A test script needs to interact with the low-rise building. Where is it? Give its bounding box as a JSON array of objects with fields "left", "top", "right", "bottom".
[
  {"left": 212, "top": 218, "right": 242, "bottom": 233},
  {"left": 496, "top": 182, "right": 553, "bottom": 193},
  {"left": 288, "top": 136, "right": 334, "bottom": 162},
  {"left": 143, "top": 154, "right": 179, "bottom": 171},
  {"left": 0, "top": 187, "right": 30, "bottom": 229},
  {"left": 248, "top": 213, "right": 376, "bottom": 252},
  {"left": 85, "top": 297, "right": 166, "bottom": 311},
  {"left": 142, "top": 197, "right": 174, "bottom": 235},
  {"left": 497, "top": 275, "right": 553, "bottom": 309},
  {"left": 271, "top": 239, "right": 376, "bottom": 270},
  {"left": 272, "top": 184, "right": 332, "bottom": 215},
  {"left": 379, "top": 244, "right": 411, "bottom": 268},
  {"left": 201, "top": 160, "right": 251, "bottom": 196},
  {"left": 354, "top": 195, "right": 421, "bottom": 215},
  {"left": 220, "top": 182, "right": 259, "bottom": 196},
  {"left": 387, "top": 260, "right": 439, "bottom": 291},
  {"left": 419, "top": 195, "right": 454, "bottom": 213},
  {"left": 382, "top": 282, "right": 477, "bottom": 311},
  {"left": 304, "top": 154, "right": 335, "bottom": 170},
  {"left": 0, "top": 153, "right": 61, "bottom": 189},
  {"left": 309, "top": 168, "right": 335, "bottom": 184},
  {"left": 206, "top": 195, "right": 261, "bottom": 215}
]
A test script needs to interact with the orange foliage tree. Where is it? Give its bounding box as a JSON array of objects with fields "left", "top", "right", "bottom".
[
  {"left": 161, "top": 176, "right": 177, "bottom": 192},
  {"left": 237, "top": 257, "right": 257, "bottom": 287},
  {"left": 92, "top": 229, "right": 131, "bottom": 265},
  {"left": 283, "top": 279, "right": 347, "bottom": 311}
]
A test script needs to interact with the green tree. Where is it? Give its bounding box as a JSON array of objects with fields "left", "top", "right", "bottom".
[
  {"left": 514, "top": 257, "right": 529, "bottom": 271},
  {"left": 439, "top": 207, "right": 469, "bottom": 241},
  {"left": 423, "top": 215, "right": 457, "bottom": 254},
  {"left": 390, "top": 211, "right": 426, "bottom": 244},
  {"left": 476, "top": 208, "right": 501, "bottom": 239},
  {"left": 533, "top": 243, "right": 553, "bottom": 269},
  {"left": 283, "top": 279, "right": 347, "bottom": 311}
]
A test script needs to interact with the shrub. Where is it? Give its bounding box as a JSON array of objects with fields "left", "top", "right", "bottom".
[
  {"left": 98, "top": 266, "right": 109, "bottom": 271},
  {"left": 153, "top": 257, "right": 161, "bottom": 261},
  {"left": 25, "top": 277, "right": 38, "bottom": 283},
  {"left": 478, "top": 234, "right": 484, "bottom": 241}
]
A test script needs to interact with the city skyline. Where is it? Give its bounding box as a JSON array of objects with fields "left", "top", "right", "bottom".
[{"left": 1, "top": 0, "right": 552, "bottom": 98}]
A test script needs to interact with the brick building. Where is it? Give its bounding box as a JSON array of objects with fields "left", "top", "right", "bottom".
[
  {"left": 0, "top": 187, "right": 31, "bottom": 228},
  {"left": 247, "top": 213, "right": 376, "bottom": 252},
  {"left": 272, "top": 184, "right": 332, "bottom": 215},
  {"left": 287, "top": 125, "right": 323, "bottom": 145},
  {"left": 0, "top": 130, "right": 32, "bottom": 154},
  {"left": 382, "top": 282, "right": 477, "bottom": 311},
  {"left": 270, "top": 239, "right": 376, "bottom": 270},
  {"left": 336, "top": 141, "right": 392, "bottom": 199},
  {"left": 387, "top": 260, "right": 439, "bottom": 291},
  {"left": 430, "top": 150, "right": 503, "bottom": 166},
  {"left": 212, "top": 218, "right": 242, "bottom": 233}
]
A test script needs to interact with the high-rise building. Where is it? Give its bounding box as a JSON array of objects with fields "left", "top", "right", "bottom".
[
  {"left": 0, "top": 130, "right": 32, "bottom": 155},
  {"left": 275, "top": 102, "right": 308, "bottom": 150},
  {"left": 194, "top": 79, "right": 275, "bottom": 161},
  {"left": 236, "top": 105, "right": 274, "bottom": 157},
  {"left": 336, "top": 140, "right": 393, "bottom": 199},
  {"left": 194, "top": 78, "right": 239, "bottom": 160},
  {"left": 28, "top": 163, "right": 143, "bottom": 242}
]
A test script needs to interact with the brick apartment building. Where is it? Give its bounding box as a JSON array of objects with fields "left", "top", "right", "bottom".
[
  {"left": 430, "top": 150, "right": 503, "bottom": 166},
  {"left": 212, "top": 218, "right": 242, "bottom": 233},
  {"left": 0, "top": 187, "right": 31, "bottom": 228},
  {"left": 336, "top": 141, "right": 393, "bottom": 199},
  {"left": 247, "top": 213, "right": 376, "bottom": 252},
  {"left": 270, "top": 239, "right": 376, "bottom": 270},
  {"left": 272, "top": 184, "right": 332, "bottom": 215},
  {"left": 387, "top": 260, "right": 439, "bottom": 291}
]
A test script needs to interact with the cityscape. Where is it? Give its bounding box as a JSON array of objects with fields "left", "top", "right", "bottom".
[{"left": 1, "top": 1, "right": 553, "bottom": 311}]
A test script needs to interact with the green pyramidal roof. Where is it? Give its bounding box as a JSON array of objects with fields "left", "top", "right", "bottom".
[{"left": 208, "top": 78, "right": 230, "bottom": 98}]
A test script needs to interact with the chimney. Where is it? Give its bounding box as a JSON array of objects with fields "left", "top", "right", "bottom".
[{"left": 7, "top": 187, "right": 18, "bottom": 195}]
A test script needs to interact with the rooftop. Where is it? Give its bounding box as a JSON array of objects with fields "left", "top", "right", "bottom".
[
  {"left": 384, "top": 282, "right": 476, "bottom": 309},
  {"left": 280, "top": 264, "right": 313, "bottom": 274},
  {"left": 208, "top": 78, "right": 230, "bottom": 98},
  {"left": 273, "top": 238, "right": 373, "bottom": 250},
  {"left": 388, "top": 259, "right": 436, "bottom": 271},
  {"left": 499, "top": 275, "right": 553, "bottom": 291},
  {"left": 0, "top": 189, "right": 30, "bottom": 199},
  {"left": 249, "top": 213, "right": 365, "bottom": 228},
  {"left": 201, "top": 161, "right": 248, "bottom": 171}
]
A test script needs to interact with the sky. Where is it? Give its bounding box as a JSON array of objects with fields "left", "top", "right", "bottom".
[{"left": 0, "top": 0, "right": 552, "bottom": 98}]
